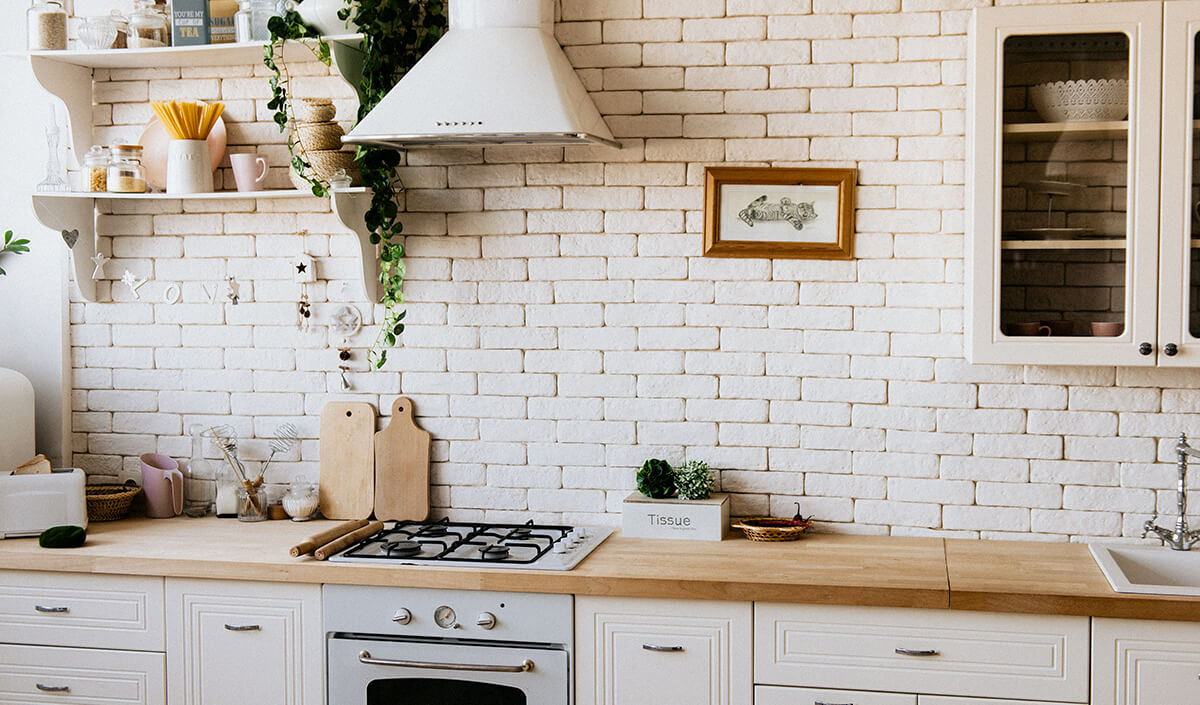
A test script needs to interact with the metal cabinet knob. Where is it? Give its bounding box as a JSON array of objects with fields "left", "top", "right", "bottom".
[
  {"left": 1139, "top": 342, "right": 1153, "bottom": 355},
  {"left": 476, "top": 612, "right": 497, "bottom": 630},
  {"left": 1165, "top": 343, "right": 1179, "bottom": 356},
  {"left": 392, "top": 608, "right": 412, "bottom": 625}
]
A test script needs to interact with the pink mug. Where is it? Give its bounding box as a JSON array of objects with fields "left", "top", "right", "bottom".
[
  {"left": 230, "top": 153, "right": 268, "bottom": 192},
  {"left": 140, "top": 452, "right": 183, "bottom": 518}
]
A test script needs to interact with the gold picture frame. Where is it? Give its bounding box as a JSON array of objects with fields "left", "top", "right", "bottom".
[{"left": 703, "top": 166, "right": 856, "bottom": 259}]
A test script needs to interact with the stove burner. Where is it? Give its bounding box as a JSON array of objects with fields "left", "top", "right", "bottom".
[
  {"left": 508, "top": 527, "right": 532, "bottom": 540},
  {"left": 420, "top": 525, "right": 450, "bottom": 537},
  {"left": 480, "top": 545, "right": 510, "bottom": 560},
  {"left": 384, "top": 540, "right": 421, "bottom": 557}
]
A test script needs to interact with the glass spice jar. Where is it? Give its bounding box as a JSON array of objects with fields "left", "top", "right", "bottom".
[
  {"left": 128, "top": 0, "right": 169, "bottom": 48},
  {"left": 107, "top": 144, "right": 147, "bottom": 193},
  {"left": 27, "top": 0, "right": 67, "bottom": 51},
  {"left": 83, "top": 145, "right": 109, "bottom": 193}
]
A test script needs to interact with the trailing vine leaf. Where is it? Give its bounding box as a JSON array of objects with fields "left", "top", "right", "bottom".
[
  {"left": 0, "top": 230, "right": 30, "bottom": 277},
  {"left": 266, "top": 2, "right": 445, "bottom": 370}
]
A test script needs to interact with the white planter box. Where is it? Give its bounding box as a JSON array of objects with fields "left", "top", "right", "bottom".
[{"left": 621, "top": 492, "right": 729, "bottom": 541}]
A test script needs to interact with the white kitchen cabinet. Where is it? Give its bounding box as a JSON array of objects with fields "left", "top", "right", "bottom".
[
  {"left": 575, "top": 595, "right": 752, "bottom": 705},
  {"left": 165, "top": 578, "right": 323, "bottom": 705},
  {"left": 969, "top": 1, "right": 1200, "bottom": 366},
  {"left": 755, "top": 603, "right": 1090, "bottom": 703},
  {"left": 0, "top": 643, "right": 165, "bottom": 705},
  {"left": 0, "top": 570, "right": 164, "bottom": 651},
  {"left": 756, "top": 685, "right": 917, "bottom": 705},
  {"left": 1092, "top": 617, "right": 1200, "bottom": 704}
]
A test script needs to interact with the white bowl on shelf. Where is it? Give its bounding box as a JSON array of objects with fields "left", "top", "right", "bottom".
[{"left": 1030, "top": 78, "right": 1129, "bottom": 122}]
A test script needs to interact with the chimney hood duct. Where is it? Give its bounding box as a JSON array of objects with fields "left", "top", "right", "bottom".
[{"left": 342, "top": 0, "right": 619, "bottom": 150}]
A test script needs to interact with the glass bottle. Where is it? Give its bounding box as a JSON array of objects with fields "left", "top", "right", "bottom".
[
  {"left": 107, "top": 144, "right": 147, "bottom": 193},
  {"left": 36, "top": 107, "right": 69, "bottom": 193},
  {"left": 27, "top": 0, "right": 67, "bottom": 51},
  {"left": 234, "top": 0, "right": 252, "bottom": 42},
  {"left": 183, "top": 425, "right": 219, "bottom": 517},
  {"left": 128, "top": 0, "right": 169, "bottom": 48},
  {"left": 82, "top": 145, "right": 109, "bottom": 193}
]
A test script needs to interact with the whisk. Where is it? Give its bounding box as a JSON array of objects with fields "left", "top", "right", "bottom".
[
  {"left": 151, "top": 100, "right": 225, "bottom": 140},
  {"left": 258, "top": 422, "right": 299, "bottom": 479}
]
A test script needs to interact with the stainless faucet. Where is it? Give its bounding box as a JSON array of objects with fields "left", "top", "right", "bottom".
[{"left": 1142, "top": 433, "right": 1200, "bottom": 551}]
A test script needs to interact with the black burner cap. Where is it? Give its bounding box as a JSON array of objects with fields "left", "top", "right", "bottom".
[
  {"left": 509, "top": 527, "right": 532, "bottom": 540},
  {"left": 384, "top": 540, "right": 421, "bottom": 557},
  {"left": 421, "top": 525, "right": 450, "bottom": 537},
  {"left": 480, "top": 545, "right": 510, "bottom": 560}
]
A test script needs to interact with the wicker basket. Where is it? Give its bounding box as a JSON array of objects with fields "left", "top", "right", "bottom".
[
  {"left": 288, "top": 150, "right": 360, "bottom": 190},
  {"left": 294, "top": 98, "right": 336, "bottom": 123},
  {"left": 86, "top": 483, "right": 141, "bottom": 522},
  {"left": 291, "top": 121, "right": 344, "bottom": 152},
  {"left": 731, "top": 517, "right": 812, "bottom": 542}
]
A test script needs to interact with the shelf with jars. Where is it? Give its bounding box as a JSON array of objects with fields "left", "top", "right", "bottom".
[
  {"left": 27, "top": 26, "right": 378, "bottom": 305},
  {"left": 969, "top": 1, "right": 1200, "bottom": 367}
]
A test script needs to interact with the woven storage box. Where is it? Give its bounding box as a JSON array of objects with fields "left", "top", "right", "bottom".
[
  {"left": 294, "top": 98, "right": 336, "bottom": 123},
  {"left": 289, "top": 150, "right": 360, "bottom": 190},
  {"left": 292, "top": 121, "right": 345, "bottom": 151},
  {"left": 86, "top": 484, "right": 141, "bottom": 522}
]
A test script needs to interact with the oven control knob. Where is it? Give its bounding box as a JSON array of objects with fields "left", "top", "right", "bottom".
[
  {"left": 575, "top": 527, "right": 588, "bottom": 540},
  {"left": 476, "top": 612, "right": 497, "bottom": 630},
  {"left": 552, "top": 541, "right": 568, "bottom": 553},
  {"left": 391, "top": 608, "right": 412, "bottom": 625}
]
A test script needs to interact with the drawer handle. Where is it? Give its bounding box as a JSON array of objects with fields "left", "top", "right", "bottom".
[
  {"left": 35, "top": 683, "right": 70, "bottom": 693},
  {"left": 814, "top": 701, "right": 853, "bottom": 705},
  {"left": 34, "top": 605, "right": 69, "bottom": 613},
  {"left": 642, "top": 644, "right": 685, "bottom": 653},
  {"left": 224, "top": 623, "right": 262, "bottom": 632},
  {"left": 894, "top": 647, "right": 940, "bottom": 657}
]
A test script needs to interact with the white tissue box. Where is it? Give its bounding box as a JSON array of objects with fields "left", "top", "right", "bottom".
[{"left": 621, "top": 492, "right": 729, "bottom": 541}]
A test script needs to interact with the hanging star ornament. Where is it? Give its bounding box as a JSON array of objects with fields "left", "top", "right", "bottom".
[
  {"left": 120, "top": 270, "right": 147, "bottom": 299},
  {"left": 90, "top": 252, "right": 110, "bottom": 279}
]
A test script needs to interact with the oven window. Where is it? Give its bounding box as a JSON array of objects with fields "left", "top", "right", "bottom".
[{"left": 367, "top": 678, "right": 525, "bottom": 704}]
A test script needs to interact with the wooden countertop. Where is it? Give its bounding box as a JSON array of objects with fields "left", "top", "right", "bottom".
[{"left": 2, "top": 518, "right": 1198, "bottom": 620}]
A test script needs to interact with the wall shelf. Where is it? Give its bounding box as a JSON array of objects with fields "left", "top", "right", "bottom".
[
  {"left": 32, "top": 188, "right": 377, "bottom": 305},
  {"left": 1002, "top": 120, "right": 1129, "bottom": 141},
  {"left": 1001, "top": 238, "right": 1127, "bottom": 250}
]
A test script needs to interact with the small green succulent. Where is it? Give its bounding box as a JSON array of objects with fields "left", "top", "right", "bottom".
[
  {"left": 674, "top": 460, "right": 714, "bottom": 500},
  {"left": 636, "top": 458, "right": 675, "bottom": 499}
]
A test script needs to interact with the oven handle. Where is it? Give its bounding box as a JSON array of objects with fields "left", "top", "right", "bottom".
[{"left": 358, "top": 650, "right": 535, "bottom": 673}]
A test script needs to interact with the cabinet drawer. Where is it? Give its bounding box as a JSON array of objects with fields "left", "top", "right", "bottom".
[
  {"left": 0, "top": 643, "right": 165, "bottom": 704},
  {"left": 919, "top": 698, "right": 1076, "bottom": 705},
  {"left": 0, "top": 571, "right": 164, "bottom": 650},
  {"left": 755, "top": 604, "right": 1088, "bottom": 702},
  {"left": 576, "top": 596, "right": 752, "bottom": 705},
  {"left": 756, "top": 685, "right": 916, "bottom": 705}
]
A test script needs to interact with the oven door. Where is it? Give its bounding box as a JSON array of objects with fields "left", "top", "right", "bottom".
[{"left": 328, "top": 635, "right": 569, "bottom": 705}]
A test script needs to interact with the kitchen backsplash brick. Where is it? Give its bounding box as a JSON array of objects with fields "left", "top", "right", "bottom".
[{"left": 69, "top": 0, "right": 1200, "bottom": 540}]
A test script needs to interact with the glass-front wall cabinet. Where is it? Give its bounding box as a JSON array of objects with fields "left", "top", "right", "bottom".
[{"left": 970, "top": 2, "right": 1171, "bottom": 366}]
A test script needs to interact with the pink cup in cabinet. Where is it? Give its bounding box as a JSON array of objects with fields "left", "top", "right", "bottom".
[{"left": 140, "top": 452, "right": 183, "bottom": 518}]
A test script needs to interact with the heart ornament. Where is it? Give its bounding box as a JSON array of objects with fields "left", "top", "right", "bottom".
[{"left": 61, "top": 229, "right": 79, "bottom": 249}]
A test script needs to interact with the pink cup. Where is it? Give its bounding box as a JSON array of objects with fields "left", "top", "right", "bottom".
[
  {"left": 140, "top": 452, "right": 183, "bottom": 518},
  {"left": 230, "top": 153, "right": 268, "bottom": 192}
]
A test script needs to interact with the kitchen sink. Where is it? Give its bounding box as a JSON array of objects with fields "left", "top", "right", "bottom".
[{"left": 1090, "top": 544, "right": 1200, "bottom": 597}]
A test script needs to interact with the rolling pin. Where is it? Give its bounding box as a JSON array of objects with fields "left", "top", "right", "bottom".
[
  {"left": 289, "top": 519, "right": 369, "bottom": 558},
  {"left": 314, "top": 521, "right": 384, "bottom": 561}
]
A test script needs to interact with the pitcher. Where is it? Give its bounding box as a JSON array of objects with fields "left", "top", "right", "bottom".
[{"left": 140, "top": 452, "right": 182, "bottom": 518}]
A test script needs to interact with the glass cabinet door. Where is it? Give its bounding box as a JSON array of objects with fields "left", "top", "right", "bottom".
[
  {"left": 1158, "top": 1, "right": 1200, "bottom": 366},
  {"left": 970, "top": 3, "right": 1162, "bottom": 366}
]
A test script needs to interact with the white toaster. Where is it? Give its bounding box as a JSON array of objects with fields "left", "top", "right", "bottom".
[{"left": 0, "top": 468, "right": 88, "bottom": 538}]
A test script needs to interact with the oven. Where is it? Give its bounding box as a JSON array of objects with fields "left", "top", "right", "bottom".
[{"left": 324, "top": 585, "right": 574, "bottom": 705}]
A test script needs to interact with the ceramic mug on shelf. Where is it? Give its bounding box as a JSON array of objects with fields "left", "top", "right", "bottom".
[
  {"left": 140, "top": 452, "right": 183, "bottom": 518},
  {"left": 1005, "top": 320, "right": 1074, "bottom": 337},
  {"left": 230, "top": 152, "right": 268, "bottom": 192},
  {"left": 1090, "top": 321, "right": 1124, "bottom": 337}
]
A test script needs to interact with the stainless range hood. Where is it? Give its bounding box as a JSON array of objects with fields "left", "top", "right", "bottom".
[{"left": 342, "top": 0, "right": 619, "bottom": 150}]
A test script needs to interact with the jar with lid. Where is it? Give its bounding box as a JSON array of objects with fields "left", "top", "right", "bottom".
[
  {"left": 109, "top": 10, "right": 128, "bottom": 48},
  {"left": 235, "top": 0, "right": 277, "bottom": 42},
  {"left": 27, "top": 0, "right": 67, "bottom": 51},
  {"left": 128, "top": 0, "right": 169, "bottom": 48},
  {"left": 83, "top": 146, "right": 109, "bottom": 193},
  {"left": 281, "top": 480, "right": 319, "bottom": 521},
  {"left": 107, "top": 145, "right": 147, "bottom": 193}
]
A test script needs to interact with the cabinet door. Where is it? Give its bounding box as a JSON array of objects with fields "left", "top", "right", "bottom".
[
  {"left": 0, "top": 643, "right": 165, "bottom": 705},
  {"left": 1158, "top": 1, "right": 1200, "bottom": 365},
  {"left": 1092, "top": 617, "right": 1200, "bottom": 704},
  {"left": 165, "top": 578, "right": 322, "bottom": 705},
  {"left": 969, "top": 2, "right": 1163, "bottom": 365},
  {"left": 575, "top": 595, "right": 751, "bottom": 705},
  {"left": 919, "top": 698, "right": 1076, "bottom": 705}
]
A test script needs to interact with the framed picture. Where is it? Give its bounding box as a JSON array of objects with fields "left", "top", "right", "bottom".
[{"left": 703, "top": 166, "right": 856, "bottom": 259}]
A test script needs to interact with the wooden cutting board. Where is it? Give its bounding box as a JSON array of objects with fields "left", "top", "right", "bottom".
[
  {"left": 374, "top": 396, "right": 431, "bottom": 522},
  {"left": 318, "top": 401, "right": 376, "bottom": 520}
]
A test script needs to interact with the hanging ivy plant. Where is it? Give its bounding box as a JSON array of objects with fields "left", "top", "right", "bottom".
[{"left": 266, "top": 1, "right": 446, "bottom": 368}]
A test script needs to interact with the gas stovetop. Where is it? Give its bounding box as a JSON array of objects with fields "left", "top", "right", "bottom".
[{"left": 327, "top": 519, "right": 613, "bottom": 571}]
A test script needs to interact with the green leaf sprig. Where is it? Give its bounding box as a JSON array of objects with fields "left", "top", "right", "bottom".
[{"left": 0, "top": 230, "right": 31, "bottom": 276}]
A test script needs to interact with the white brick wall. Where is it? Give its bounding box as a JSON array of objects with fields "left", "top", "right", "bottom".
[{"left": 67, "top": 0, "right": 1200, "bottom": 540}]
